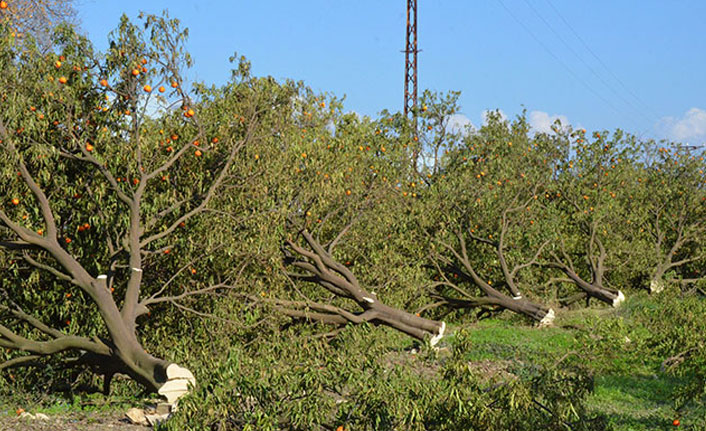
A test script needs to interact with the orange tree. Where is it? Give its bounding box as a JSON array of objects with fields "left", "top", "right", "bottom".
[
  {"left": 538, "top": 129, "right": 641, "bottom": 307},
  {"left": 629, "top": 145, "right": 706, "bottom": 293},
  {"left": 231, "top": 96, "right": 447, "bottom": 345},
  {"left": 0, "top": 13, "right": 268, "bottom": 398},
  {"left": 418, "top": 111, "right": 558, "bottom": 324}
]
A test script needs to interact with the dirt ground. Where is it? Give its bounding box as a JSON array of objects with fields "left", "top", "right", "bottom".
[{"left": 0, "top": 411, "right": 149, "bottom": 431}]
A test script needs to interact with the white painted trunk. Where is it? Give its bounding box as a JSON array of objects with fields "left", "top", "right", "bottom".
[
  {"left": 429, "top": 321, "right": 446, "bottom": 347},
  {"left": 612, "top": 290, "right": 625, "bottom": 307},
  {"left": 538, "top": 308, "right": 555, "bottom": 327},
  {"left": 649, "top": 278, "right": 665, "bottom": 293},
  {"left": 158, "top": 364, "right": 196, "bottom": 404}
]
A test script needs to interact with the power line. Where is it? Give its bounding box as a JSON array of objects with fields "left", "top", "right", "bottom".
[
  {"left": 522, "top": 0, "right": 659, "bottom": 130},
  {"left": 495, "top": 0, "right": 633, "bottom": 126},
  {"left": 543, "top": 0, "right": 661, "bottom": 121}
]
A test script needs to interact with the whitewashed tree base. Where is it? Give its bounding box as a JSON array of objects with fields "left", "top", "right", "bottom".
[
  {"left": 126, "top": 364, "right": 195, "bottom": 427},
  {"left": 429, "top": 321, "right": 446, "bottom": 347},
  {"left": 649, "top": 279, "right": 665, "bottom": 293},
  {"left": 612, "top": 291, "right": 625, "bottom": 307},
  {"left": 538, "top": 308, "right": 555, "bottom": 327},
  {"left": 158, "top": 364, "right": 196, "bottom": 403}
]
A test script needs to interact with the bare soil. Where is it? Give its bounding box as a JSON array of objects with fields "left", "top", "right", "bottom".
[{"left": 0, "top": 411, "right": 149, "bottom": 431}]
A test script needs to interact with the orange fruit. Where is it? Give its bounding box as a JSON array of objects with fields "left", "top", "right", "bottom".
[
  {"left": 100, "top": 79, "right": 108, "bottom": 86},
  {"left": 194, "top": 150, "right": 202, "bottom": 157},
  {"left": 85, "top": 143, "right": 94, "bottom": 152},
  {"left": 131, "top": 69, "right": 140, "bottom": 76},
  {"left": 186, "top": 108, "right": 195, "bottom": 117},
  {"left": 65, "top": 237, "right": 72, "bottom": 244},
  {"left": 140, "top": 58, "right": 147, "bottom": 65},
  {"left": 345, "top": 190, "right": 351, "bottom": 196},
  {"left": 58, "top": 76, "right": 67, "bottom": 84},
  {"left": 171, "top": 81, "right": 178, "bottom": 88},
  {"left": 54, "top": 60, "right": 61, "bottom": 68},
  {"left": 11, "top": 198, "right": 19, "bottom": 205},
  {"left": 143, "top": 85, "right": 152, "bottom": 92},
  {"left": 673, "top": 419, "right": 680, "bottom": 426},
  {"left": 211, "top": 137, "right": 219, "bottom": 143},
  {"left": 158, "top": 86, "right": 165, "bottom": 93}
]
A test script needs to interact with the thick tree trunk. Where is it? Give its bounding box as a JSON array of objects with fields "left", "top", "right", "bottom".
[
  {"left": 280, "top": 229, "right": 447, "bottom": 346},
  {"left": 433, "top": 228, "right": 556, "bottom": 325},
  {"left": 649, "top": 265, "right": 668, "bottom": 293},
  {"left": 551, "top": 265, "right": 625, "bottom": 307},
  {"left": 491, "top": 295, "right": 556, "bottom": 326}
]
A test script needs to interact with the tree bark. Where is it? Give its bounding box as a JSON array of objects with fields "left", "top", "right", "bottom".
[
  {"left": 279, "top": 229, "right": 447, "bottom": 346},
  {"left": 431, "top": 230, "right": 556, "bottom": 325}
]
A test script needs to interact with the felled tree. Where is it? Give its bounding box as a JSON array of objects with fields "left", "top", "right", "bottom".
[
  {"left": 632, "top": 145, "right": 706, "bottom": 293},
  {"left": 0, "top": 14, "right": 259, "bottom": 400},
  {"left": 242, "top": 104, "right": 446, "bottom": 345},
  {"left": 541, "top": 129, "right": 638, "bottom": 307},
  {"left": 422, "top": 112, "right": 555, "bottom": 324}
]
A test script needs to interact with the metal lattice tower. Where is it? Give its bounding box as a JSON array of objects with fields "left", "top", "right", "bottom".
[{"left": 404, "top": 0, "right": 418, "bottom": 127}]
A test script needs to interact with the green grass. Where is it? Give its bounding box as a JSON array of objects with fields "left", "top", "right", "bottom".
[
  {"left": 588, "top": 374, "right": 681, "bottom": 430},
  {"left": 450, "top": 317, "right": 578, "bottom": 363},
  {"left": 440, "top": 300, "right": 703, "bottom": 431}
]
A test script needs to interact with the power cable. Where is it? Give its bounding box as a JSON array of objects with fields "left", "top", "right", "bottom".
[
  {"left": 495, "top": 0, "right": 635, "bottom": 127},
  {"left": 544, "top": 0, "right": 661, "bottom": 121},
  {"left": 523, "top": 0, "right": 659, "bottom": 131}
]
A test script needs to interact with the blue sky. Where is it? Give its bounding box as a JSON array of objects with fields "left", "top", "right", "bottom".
[{"left": 76, "top": 1, "right": 706, "bottom": 145}]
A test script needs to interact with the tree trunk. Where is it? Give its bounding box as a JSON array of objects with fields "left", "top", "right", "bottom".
[
  {"left": 281, "top": 229, "right": 447, "bottom": 346},
  {"left": 547, "top": 264, "right": 625, "bottom": 307}
]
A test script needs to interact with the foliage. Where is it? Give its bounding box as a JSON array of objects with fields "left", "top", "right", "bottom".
[{"left": 164, "top": 325, "right": 607, "bottom": 431}]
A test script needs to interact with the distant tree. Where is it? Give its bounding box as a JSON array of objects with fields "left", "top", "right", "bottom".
[{"left": 0, "top": 0, "right": 78, "bottom": 50}]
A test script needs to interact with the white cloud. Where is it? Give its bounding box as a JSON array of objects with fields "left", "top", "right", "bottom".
[
  {"left": 657, "top": 108, "right": 706, "bottom": 143},
  {"left": 528, "top": 110, "right": 569, "bottom": 134},
  {"left": 445, "top": 113, "right": 475, "bottom": 136}
]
